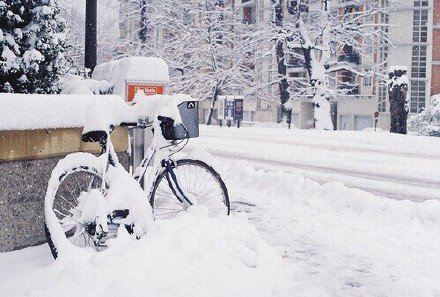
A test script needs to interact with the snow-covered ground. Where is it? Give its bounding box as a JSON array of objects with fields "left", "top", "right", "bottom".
[
  {"left": 2, "top": 125, "right": 440, "bottom": 296},
  {"left": 189, "top": 125, "right": 440, "bottom": 202}
]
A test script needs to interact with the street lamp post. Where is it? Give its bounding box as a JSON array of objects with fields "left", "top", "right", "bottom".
[{"left": 85, "top": 0, "right": 97, "bottom": 74}]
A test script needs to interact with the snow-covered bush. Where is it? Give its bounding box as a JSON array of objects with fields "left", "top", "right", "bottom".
[
  {"left": 0, "top": 0, "right": 67, "bottom": 93},
  {"left": 60, "top": 74, "right": 113, "bottom": 95},
  {"left": 409, "top": 95, "right": 440, "bottom": 137}
]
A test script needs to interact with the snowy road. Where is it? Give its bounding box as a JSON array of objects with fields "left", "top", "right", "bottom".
[{"left": 189, "top": 125, "right": 440, "bottom": 202}]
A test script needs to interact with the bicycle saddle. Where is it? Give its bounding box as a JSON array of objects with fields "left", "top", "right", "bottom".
[{"left": 81, "top": 130, "right": 108, "bottom": 143}]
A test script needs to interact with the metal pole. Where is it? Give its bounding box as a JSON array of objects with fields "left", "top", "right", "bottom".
[
  {"left": 139, "top": 0, "right": 148, "bottom": 48},
  {"left": 85, "top": 0, "right": 97, "bottom": 73}
]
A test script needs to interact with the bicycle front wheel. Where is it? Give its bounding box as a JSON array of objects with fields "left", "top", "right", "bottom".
[
  {"left": 150, "top": 159, "right": 230, "bottom": 219},
  {"left": 44, "top": 153, "right": 105, "bottom": 259}
]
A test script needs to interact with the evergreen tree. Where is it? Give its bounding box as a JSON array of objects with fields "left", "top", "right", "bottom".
[{"left": 0, "top": 0, "right": 67, "bottom": 93}]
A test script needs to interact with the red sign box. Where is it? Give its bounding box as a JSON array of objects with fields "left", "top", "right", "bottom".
[{"left": 126, "top": 83, "right": 164, "bottom": 102}]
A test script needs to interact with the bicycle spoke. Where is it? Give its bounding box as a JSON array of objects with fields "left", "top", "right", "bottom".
[
  {"left": 58, "top": 194, "right": 77, "bottom": 209},
  {"left": 152, "top": 160, "right": 229, "bottom": 219},
  {"left": 53, "top": 203, "right": 73, "bottom": 217}
]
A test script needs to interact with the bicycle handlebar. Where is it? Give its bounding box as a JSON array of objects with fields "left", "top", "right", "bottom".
[{"left": 120, "top": 116, "right": 172, "bottom": 129}]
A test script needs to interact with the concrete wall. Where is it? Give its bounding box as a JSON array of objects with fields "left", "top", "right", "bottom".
[
  {"left": 377, "top": 113, "right": 391, "bottom": 131},
  {"left": 0, "top": 154, "right": 129, "bottom": 252},
  {"left": 0, "top": 128, "right": 129, "bottom": 252}
]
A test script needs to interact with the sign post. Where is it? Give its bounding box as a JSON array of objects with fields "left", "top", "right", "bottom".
[
  {"left": 128, "top": 82, "right": 165, "bottom": 179},
  {"left": 92, "top": 57, "right": 169, "bottom": 178},
  {"left": 374, "top": 111, "right": 380, "bottom": 132},
  {"left": 234, "top": 99, "right": 244, "bottom": 128}
]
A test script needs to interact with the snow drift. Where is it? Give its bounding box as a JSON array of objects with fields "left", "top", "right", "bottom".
[{"left": 1, "top": 207, "right": 289, "bottom": 297}]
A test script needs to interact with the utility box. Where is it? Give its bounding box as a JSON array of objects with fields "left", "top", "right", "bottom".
[
  {"left": 92, "top": 56, "right": 169, "bottom": 100},
  {"left": 174, "top": 100, "right": 199, "bottom": 139}
]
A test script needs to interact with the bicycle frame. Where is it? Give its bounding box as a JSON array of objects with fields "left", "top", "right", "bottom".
[
  {"left": 101, "top": 126, "right": 193, "bottom": 211},
  {"left": 133, "top": 138, "right": 193, "bottom": 209}
]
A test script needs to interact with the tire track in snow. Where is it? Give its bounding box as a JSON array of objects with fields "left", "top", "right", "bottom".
[
  {"left": 201, "top": 133, "right": 440, "bottom": 161},
  {"left": 209, "top": 150, "right": 440, "bottom": 202}
]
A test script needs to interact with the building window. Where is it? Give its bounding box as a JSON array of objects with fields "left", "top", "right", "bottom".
[
  {"left": 410, "top": 0, "right": 429, "bottom": 113},
  {"left": 412, "top": 8, "right": 428, "bottom": 43},
  {"left": 354, "top": 115, "right": 373, "bottom": 131},
  {"left": 339, "top": 115, "right": 351, "bottom": 130},
  {"left": 410, "top": 80, "right": 426, "bottom": 113},
  {"left": 377, "top": 1, "right": 389, "bottom": 112},
  {"left": 378, "top": 84, "right": 387, "bottom": 112},
  {"left": 243, "top": 6, "right": 255, "bottom": 24},
  {"left": 411, "top": 45, "right": 427, "bottom": 78}
]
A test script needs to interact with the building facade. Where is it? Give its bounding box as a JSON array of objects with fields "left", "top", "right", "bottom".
[{"left": 241, "top": 0, "right": 438, "bottom": 131}]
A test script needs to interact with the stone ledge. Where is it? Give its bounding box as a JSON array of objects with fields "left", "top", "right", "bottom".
[{"left": 0, "top": 127, "right": 128, "bottom": 162}]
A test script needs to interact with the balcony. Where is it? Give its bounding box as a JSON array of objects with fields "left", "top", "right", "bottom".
[
  {"left": 338, "top": 85, "right": 360, "bottom": 95},
  {"left": 338, "top": 52, "right": 360, "bottom": 64}
]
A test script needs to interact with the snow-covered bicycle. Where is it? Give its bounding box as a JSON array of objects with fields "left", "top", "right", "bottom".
[{"left": 44, "top": 96, "right": 229, "bottom": 259}]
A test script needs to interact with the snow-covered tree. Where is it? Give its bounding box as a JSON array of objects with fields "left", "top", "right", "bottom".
[
  {"left": 388, "top": 66, "right": 409, "bottom": 134},
  {"left": 271, "top": 0, "right": 290, "bottom": 112},
  {"left": 290, "top": 0, "right": 388, "bottom": 129},
  {"left": 0, "top": 0, "right": 67, "bottom": 93},
  {"left": 248, "top": 0, "right": 388, "bottom": 129},
  {"left": 409, "top": 95, "right": 440, "bottom": 137},
  {"left": 119, "top": 0, "right": 253, "bottom": 124}
]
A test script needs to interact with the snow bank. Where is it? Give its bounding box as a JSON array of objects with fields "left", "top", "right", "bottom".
[
  {"left": 0, "top": 93, "right": 193, "bottom": 131},
  {"left": 0, "top": 94, "right": 125, "bottom": 131},
  {"left": 409, "top": 94, "right": 440, "bottom": 137},
  {"left": 3, "top": 146, "right": 440, "bottom": 295},
  {"left": 92, "top": 57, "right": 169, "bottom": 97}
]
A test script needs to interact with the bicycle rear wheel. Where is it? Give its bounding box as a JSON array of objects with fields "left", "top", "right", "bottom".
[{"left": 150, "top": 159, "right": 229, "bottom": 219}]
